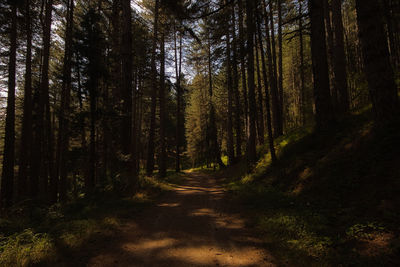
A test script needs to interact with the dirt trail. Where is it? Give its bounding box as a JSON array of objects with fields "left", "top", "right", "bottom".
[{"left": 83, "top": 172, "right": 276, "bottom": 266}]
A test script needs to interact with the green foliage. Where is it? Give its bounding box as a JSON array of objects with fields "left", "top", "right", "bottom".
[
  {"left": 0, "top": 229, "right": 55, "bottom": 266},
  {"left": 0, "top": 174, "right": 174, "bottom": 266}
]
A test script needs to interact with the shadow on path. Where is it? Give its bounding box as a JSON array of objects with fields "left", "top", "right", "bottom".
[{"left": 69, "top": 172, "right": 278, "bottom": 267}]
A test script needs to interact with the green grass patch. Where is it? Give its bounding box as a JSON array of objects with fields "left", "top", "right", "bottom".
[{"left": 0, "top": 174, "right": 173, "bottom": 266}]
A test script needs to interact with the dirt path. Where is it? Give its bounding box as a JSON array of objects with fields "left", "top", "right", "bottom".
[{"left": 83, "top": 172, "right": 276, "bottom": 266}]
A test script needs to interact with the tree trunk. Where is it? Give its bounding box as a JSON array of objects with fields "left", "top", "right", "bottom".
[
  {"left": 86, "top": 8, "right": 101, "bottom": 193},
  {"left": 277, "top": 0, "right": 284, "bottom": 131},
  {"left": 246, "top": 0, "right": 257, "bottom": 164},
  {"left": 18, "top": 0, "right": 33, "bottom": 201},
  {"left": 207, "top": 33, "right": 225, "bottom": 169},
  {"left": 324, "top": 0, "right": 336, "bottom": 107},
  {"left": 45, "top": 85, "right": 55, "bottom": 202},
  {"left": 255, "top": 33, "right": 265, "bottom": 145},
  {"left": 331, "top": 0, "right": 350, "bottom": 114},
  {"left": 88, "top": 87, "right": 96, "bottom": 192},
  {"left": 298, "top": 0, "right": 306, "bottom": 125},
  {"left": 159, "top": 31, "right": 167, "bottom": 177},
  {"left": 1, "top": 3, "right": 17, "bottom": 209},
  {"left": 56, "top": 0, "right": 74, "bottom": 202},
  {"left": 237, "top": 0, "right": 248, "bottom": 135},
  {"left": 121, "top": 0, "right": 132, "bottom": 156},
  {"left": 175, "top": 25, "right": 183, "bottom": 172},
  {"left": 31, "top": 0, "right": 53, "bottom": 200},
  {"left": 309, "top": 0, "right": 335, "bottom": 129},
  {"left": 355, "top": 0, "right": 399, "bottom": 122},
  {"left": 231, "top": 5, "right": 242, "bottom": 160},
  {"left": 383, "top": 0, "right": 399, "bottom": 69},
  {"left": 226, "top": 15, "right": 235, "bottom": 165},
  {"left": 111, "top": 0, "right": 121, "bottom": 165},
  {"left": 256, "top": 10, "right": 277, "bottom": 163},
  {"left": 262, "top": 0, "right": 281, "bottom": 138},
  {"left": 131, "top": 70, "right": 139, "bottom": 179},
  {"left": 268, "top": 0, "right": 283, "bottom": 136},
  {"left": 146, "top": 0, "right": 159, "bottom": 176}
]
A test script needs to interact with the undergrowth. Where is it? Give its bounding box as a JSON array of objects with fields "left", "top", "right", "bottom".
[
  {"left": 223, "top": 110, "right": 400, "bottom": 266},
  {"left": 0, "top": 174, "right": 173, "bottom": 266}
]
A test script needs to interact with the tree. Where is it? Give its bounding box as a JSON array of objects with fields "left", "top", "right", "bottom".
[
  {"left": 121, "top": 0, "right": 133, "bottom": 157},
  {"left": 256, "top": 8, "right": 277, "bottom": 163},
  {"left": 231, "top": 4, "right": 242, "bottom": 160},
  {"left": 268, "top": 0, "right": 283, "bottom": 136},
  {"left": 298, "top": 0, "right": 307, "bottom": 125},
  {"left": 159, "top": 30, "right": 167, "bottom": 177},
  {"left": 30, "top": 0, "right": 54, "bottom": 199},
  {"left": 1, "top": 1, "right": 18, "bottom": 209},
  {"left": 309, "top": 0, "right": 335, "bottom": 129},
  {"left": 225, "top": 3, "right": 235, "bottom": 165},
  {"left": 255, "top": 32, "right": 264, "bottom": 145},
  {"left": 237, "top": 0, "right": 248, "bottom": 135},
  {"left": 146, "top": 0, "right": 159, "bottom": 176},
  {"left": 331, "top": 0, "right": 350, "bottom": 114},
  {"left": 262, "top": 0, "right": 281, "bottom": 138},
  {"left": 56, "top": 0, "right": 74, "bottom": 202},
  {"left": 277, "top": 0, "right": 284, "bottom": 132},
  {"left": 17, "top": 0, "right": 33, "bottom": 200},
  {"left": 207, "top": 29, "right": 225, "bottom": 168},
  {"left": 355, "top": 0, "right": 399, "bottom": 122},
  {"left": 76, "top": 6, "right": 106, "bottom": 192},
  {"left": 121, "top": 0, "right": 136, "bottom": 184},
  {"left": 174, "top": 24, "right": 183, "bottom": 172},
  {"left": 246, "top": 0, "right": 257, "bottom": 164}
]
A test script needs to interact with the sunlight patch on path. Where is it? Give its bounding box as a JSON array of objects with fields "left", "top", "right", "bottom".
[{"left": 86, "top": 172, "right": 276, "bottom": 266}]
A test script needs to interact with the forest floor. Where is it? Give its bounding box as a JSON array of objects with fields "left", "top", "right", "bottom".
[
  {"left": 1, "top": 110, "right": 398, "bottom": 266},
  {"left": 65, "top": 171, "right": 276, "bottom": 267}
]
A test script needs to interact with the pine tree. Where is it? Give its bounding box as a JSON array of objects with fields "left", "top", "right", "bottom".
[{"left": 1, "top": 1, "right": 18, "bottom": 208}]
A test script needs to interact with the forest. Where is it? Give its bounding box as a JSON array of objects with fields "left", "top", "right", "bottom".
[{"left": 0, "top": 0, "right": 399, "bottom": 266}]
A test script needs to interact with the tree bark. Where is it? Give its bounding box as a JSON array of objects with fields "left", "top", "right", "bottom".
[
  {"left": 256, "top": 10, "right": 277, "bottom": 163},
  {"left": 237, "top": 0, "right": 248, "bottom": 134},
  {"left": 268, "top": 0, "right": 283, "bottom": 136},
  {"left": 255, "top": 33, "right": 265, "bottom": 145},
  {"left": 56, "top": 0, "right": 74, "bottom": 202},
  {"left": 324, "top": 0, "right": 336, "bottom": 107},
  {"left": 31, "top": 0, "right": 54, "bottom": 199},
  {"left": 309, "top": 0, "right": 335, "bottom": 129},
  {"left": 277, "top": 0, "right": 284, "bottom": 131},
  {"left": 226, "top": 13, "right": 235, "bottom": 165},
  {"left": 298, "top": 0, "right": 306, "bottom": 125},
  {"left": 159, "top": 31, "right": 167, "bottom": 177},
  {"left": 174, "top": 26, "right": 183, "bottom": 172},
  {"left": 231, "top": 5, "right": 242, "bottom": 160},
  {"left": 1, "top": 2, "right": 17, "bottom": 208},
  {"left": 331, "top": 0, "right": 350, "bottom": 114},
  {"left": 207, "top": 33, "right": 225, "bottom": 168},
  {"left": 383, "top": 0, "right": 399, "bottom": 69},
  {"left": 355, "top": 0, "right": 399, "bottom": 122},
  {"left": 246, "top": 0, "right": 257, "bottom": 164},
  {"left": 262, "top": 0, "right": 281, "bottom": 138},
  {"left": 146, "top": 0, "right": 159, "bottom": 176},
  {"left": 121, "top": 0, "right": 132, "bottom": 156},
  {"left": 18, "top": 0, "right": 33, "bottom": 201}
]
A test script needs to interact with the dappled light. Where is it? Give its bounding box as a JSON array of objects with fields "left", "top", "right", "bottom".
[
  {"left": 82, "top": 172, "right": 276, "bottom": 266},
  {"left": 0, "top": 0, "right": 398, "bottom": 265}
]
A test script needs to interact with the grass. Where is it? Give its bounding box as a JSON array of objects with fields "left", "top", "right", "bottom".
[
  {"left": 221, "top": 110, "right": 400, "bottom": 266},
  {"left": 0, "top": 175, "right": 174, "bottom": 266}
]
